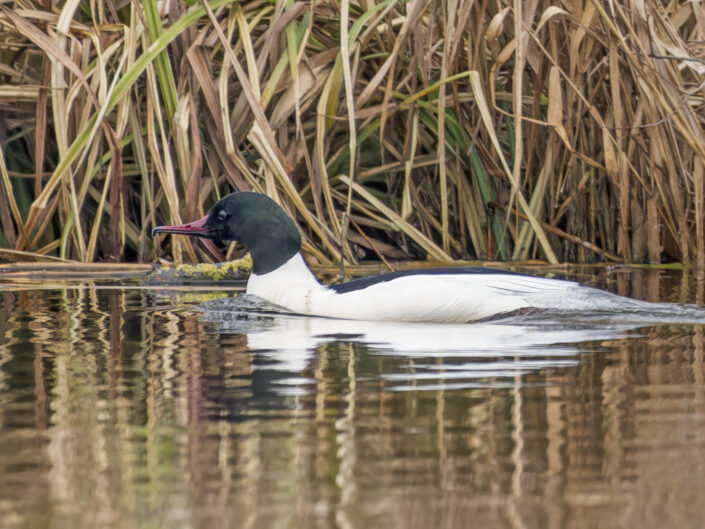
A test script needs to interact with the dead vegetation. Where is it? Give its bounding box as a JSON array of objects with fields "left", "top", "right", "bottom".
[{"left": 0, "top": 0, "right": 704, "bottom": 266}]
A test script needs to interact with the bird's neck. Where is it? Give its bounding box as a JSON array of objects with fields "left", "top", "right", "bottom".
[{"left": 247, "top": 252, "right": 322, "bottom": 297}]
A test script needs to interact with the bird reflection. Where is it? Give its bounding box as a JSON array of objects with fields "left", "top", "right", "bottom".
[{"left": 200, "top": 296, "right": 649, "bottom": 382}]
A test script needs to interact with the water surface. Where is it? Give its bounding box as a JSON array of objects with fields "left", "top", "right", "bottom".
[{"left": 1, "top": 268, "right": 705, "bottom": 528}]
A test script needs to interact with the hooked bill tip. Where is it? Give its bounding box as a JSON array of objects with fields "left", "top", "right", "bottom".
[{"left": 151, "top": 226, "right": 172, "bottom": 238}]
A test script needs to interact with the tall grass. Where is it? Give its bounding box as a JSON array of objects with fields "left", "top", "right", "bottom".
[{"left": 0, "top": 0, "right": 703, "bottom": 266}]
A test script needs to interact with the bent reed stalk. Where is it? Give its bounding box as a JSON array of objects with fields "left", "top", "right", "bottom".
[{"left": 0, "top": 0, "right": 703, "bottom": 267}]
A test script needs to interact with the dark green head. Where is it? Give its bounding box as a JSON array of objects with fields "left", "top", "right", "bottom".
[{"left": 153, "top": 192, "right": 302, "bottom": 275}]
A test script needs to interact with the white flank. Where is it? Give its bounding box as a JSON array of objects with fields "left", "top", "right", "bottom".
[{"left": 245, "top": 253, "right": 612, "bottom": 323}]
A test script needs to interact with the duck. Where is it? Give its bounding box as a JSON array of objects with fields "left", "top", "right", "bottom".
[{"left": 152, "top": 191, "right": 651, "bottom": 323}]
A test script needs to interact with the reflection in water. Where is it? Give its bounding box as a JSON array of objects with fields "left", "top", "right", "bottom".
[
  {"left": 0, "top": 270, "right": 704, "bottom": 528},
  {"left": 200, "top": 297, "right": 645, "bottom": 391}
]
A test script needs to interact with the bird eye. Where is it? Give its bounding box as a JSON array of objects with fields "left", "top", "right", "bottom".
[{"left": 217, "top": 210, "right": 229, "bottom": 221}]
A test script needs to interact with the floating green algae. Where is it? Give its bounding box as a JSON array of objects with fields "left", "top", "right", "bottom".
[{"left": 147, "top": 255, "right": 252, "bottom": 284}]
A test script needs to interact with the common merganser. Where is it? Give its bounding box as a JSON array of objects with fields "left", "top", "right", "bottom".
[{"left": 153, "top": 191, "right": 649, "bottom": 323}]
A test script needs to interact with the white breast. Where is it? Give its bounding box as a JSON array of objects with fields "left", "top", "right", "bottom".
[{"left": 245, "top": 254, "right": 595, "bottom": 323}]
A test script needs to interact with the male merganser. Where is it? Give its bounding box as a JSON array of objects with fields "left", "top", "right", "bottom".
[{"left": 153, "top": 191, "right": 650, "bottom": 323}]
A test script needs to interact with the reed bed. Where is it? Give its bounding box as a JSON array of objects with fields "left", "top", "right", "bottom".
[{"left": 0, "top": 0, "right": 703, "bottom": 267}]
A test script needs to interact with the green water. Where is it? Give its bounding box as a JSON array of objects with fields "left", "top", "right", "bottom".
[{"left": 1, "top": 269, "right": 705, "bottom": 528}]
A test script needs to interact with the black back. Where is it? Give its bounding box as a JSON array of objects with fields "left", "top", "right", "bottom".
[{"left": 328, "top": 266, "right": 524, "bottom": 294}]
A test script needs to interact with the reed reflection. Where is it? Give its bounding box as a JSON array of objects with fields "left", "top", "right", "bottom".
[{"left": 0, "top": 278, "right": 702, "bottom": 528}]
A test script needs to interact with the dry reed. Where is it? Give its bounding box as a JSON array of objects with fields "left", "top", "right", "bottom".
[{"left": 0, "top": 0, "right": 703, "bottom": 267}]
